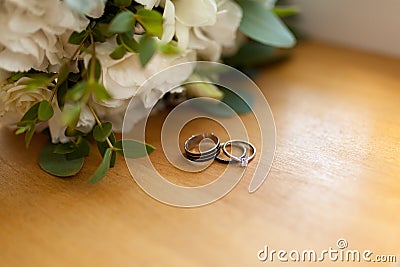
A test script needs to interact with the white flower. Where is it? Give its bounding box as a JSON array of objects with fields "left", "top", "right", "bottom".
[
  {"left": 48, "top": 103, "right": 95, "bottom": 143},
  {"left": 0, "top": 77, "right": 51, "bottom": 126},
  {"left": 0, "top": 0, "right": 91, "bottom": 72},
  {"left": 65, "top": 0, "right": 106, "bottom": 18},
  {"left": 173, "top": 0, "right": 217, "bottom": 27},
  {"left": 187, "top": 0, "right": 243, "bottom": 61},
  {"left": 87, "top": 38, "right": 196, "bottom": 131},
  {"left": 135, "top": 0, "right": 161, "bottom": 9},
  {"left": 159, "top": 0, "right": 242, "bottom": 61}
]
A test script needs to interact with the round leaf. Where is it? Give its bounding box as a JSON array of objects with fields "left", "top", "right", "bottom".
[
  {"left": 39, "top": 142, "right": 84, "bottom": 177},
  {"left": 93, "top": 122, "right": 113, "bottom": 142}
]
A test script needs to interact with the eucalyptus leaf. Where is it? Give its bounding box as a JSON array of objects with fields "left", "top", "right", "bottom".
[
  {"left": 20, "top": 102, "right": 40, "bottom": 122},
  {"left": 139, "top": 35, "right": 157, "bottom": 67},
  {"left": 93, "top": 122, "right": 113, "bottom": 142},
  {"left": 87, "top": 148, "right": 112, "bottom": 184},
  {"left": 237, "top": 0, "right": 295, "bottom": 48},
  {"left": 38, "top": 100, "right": 54, "bottom": 121},
  {"left": 114, "top": 139, "right": 155, "bottom": 158},
  {"left": 97, "top": 132, "right": 116, "bottom": 167},
  {"left": 54, "top": 142, "right": 76, "bottom": 154},
  {"left": 68, "top": 30, "right": 87, "bottom": 45},
  {"left": 65, "top": 81, "right": 88, "bottom": 102},
  {"left": 135, "top": 9, "right": 163, "bottom": 38},
  {"left": 89, "top": 81, "right": 111, "bottom": 101},
  {"left": 24, "top": 75, "right": 52, "bottom": 91},
  {"left": 273, "top": 6, "right": 299, "bottom": 17},
  {"left": 109, "top": 44, "right": 127, "bottom": 60},
  {"left": 24, "top": 122, "right": 36, "bottom": 148},
  {"left": 57, "top": 80, "right": 68, "bottom": 109},
  {"left": 62, "top": 103, "right": 82, "bottom": 128},
  {"left": 66, "top": 138, "right": 91, "bottom": 160},
  {"left": 158, "top": 42, "right": 181, "bottom": 55},
  {"left": 39, "top": 142, "right": 84, "bottom": 177},
  {"left": 109, "top": 11, "right": 136, "bottom": 33},
  {"left": 118, "top": 33, "right": 139, "bottom": 53},
  {"left": 114, "top": 0, "right": 132, "bottom": 7},
  {"left": 88, "top": 58, "right": 101, "bottom": 81}
]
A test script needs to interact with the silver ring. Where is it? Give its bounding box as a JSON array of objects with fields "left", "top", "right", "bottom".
[
  {"left": 215, "top": 142, "right": 247, "bottom": 164},
  {"left": 184, "top": 132, "right": 220, "bottom": 162},
  {"left": 223, "top": 140, "right": 256, "bottom": 167}
]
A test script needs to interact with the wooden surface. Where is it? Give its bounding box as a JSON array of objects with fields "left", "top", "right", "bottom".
[{"left": 1, "top": 41, "right": 400, "bottom": 266}]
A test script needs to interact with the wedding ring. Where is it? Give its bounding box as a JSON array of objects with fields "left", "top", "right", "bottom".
[
  {"left": 222, "top": 140, "right": 256, "bottom": 167},
  {"left": 184, "top": 132, "right": 220, "bottom": 162},
  {"left": 215, "top": 142, "right": 247, "bottom": 164}
]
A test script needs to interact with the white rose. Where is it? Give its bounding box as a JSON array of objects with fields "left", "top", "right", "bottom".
[
  {"left": 188, "top": 0, "right": 243, "bottom": 61},
  {"left": 0, "top": 0, "right": 90, "bottom": 72},
  {"left": 0, "top": 77, "right": 51, "bottom": 126},
  {"left": 65, "top": 0, "right": 106, "bottom": 18},
  {"left": 87, "top": 38, "right": 196, "bottom": 132}
]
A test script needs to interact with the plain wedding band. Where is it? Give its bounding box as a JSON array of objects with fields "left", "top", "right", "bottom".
[{"left": 184, "top": 132, "right": 220, "bottom": 162}]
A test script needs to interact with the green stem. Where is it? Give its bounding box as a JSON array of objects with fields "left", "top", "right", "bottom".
[{"left": 88, "top": 105, "right": 114, "bottom": 149}]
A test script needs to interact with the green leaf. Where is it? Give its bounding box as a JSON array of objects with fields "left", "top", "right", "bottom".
[
  {"left": 109, "top": 44, "right": 127, "bottom": 60},
  {"left": 158, "top": 42, "right": 181, "bottom": 55},
  {"left": 93, "top": 122, "right": 113, "bottom": 142},
  {"left": 54, "top": 142, "right": 76, "bottom": 154},
  {"left": 24, "top": 122, "right": 36, "bottom": 148},
  {"left": 139, "top": 35, "right": 157, "bottom": 67},
  {"left": 220, "top": 86, "right": 253, "bottom": 114},
  {"left": 88, "top": 148, "right": 112, "bottom": 184},
  {"left": 58, "top": 63, "right": 70, "bottom": 84},
  {"left": 118, "top": 33, "right": 139, "bottom": 53},
  {"left": 15, "top": 126, "right": 29, "bottom": 135},
  {"left": 65, "top": 81, "right": 88, "bottom": 102},
  {"left": 93, "top": 23, "right": 114, "bottom": 42},
  {"left": 38, "top": 100, "right": 54, "bottom": 121},
  {"left": 57, "top": 80, "right": 68, "bottom": 109},
  {"left": 114, "top": 0, "right": 132, "bottom": 7},
  {"left": 109, "top": 11, "right": 136, "bottom": 33},
  {"left": 114, "top": 139, "right": 155, "bottom": 158},
  {"left": 66, "top": 138, "right": 91, "bottom": 160},
  {"left": 223, "top": 42, "right": 287, "bottom": 68},
  {"left": 89, "top": 81, "right": 111, "bottom": 101},
  {"left": 135, "top": 9, "right": 163, "bottom": 38},
  {"left": 97, "top": 132, "right": 115, "bottom": 157},
  {"left": 237, "top": 0, "right": 295, "bottom": 48},
  {"left": 62, "top": 103, "right": 82, "bottom": 128},
  {"left": 88, "top": 57, "right": 102, "bottom": 81},
  {"left": 20, "top": 102, "right": 40, "bottom": 122},
  {"left": 39, "top": 142, "right": 84, "bottom": 177},
  {"left": 24, "top": 75, "right": 52, "bottom": 91},
  {"left": 68, "top": 30, "right": 87, "bottom": 45},
  {"left": 272, "top": 6, "right": 299, "bottom": 17}
]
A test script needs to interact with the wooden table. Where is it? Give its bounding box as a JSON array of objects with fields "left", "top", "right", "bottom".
[{"left": 1, "top": 41, "right": 399, "bottom": 266}]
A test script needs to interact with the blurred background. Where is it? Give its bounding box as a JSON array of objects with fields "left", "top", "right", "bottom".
[{"left": 291, "top": 0, "right": 400, "bottom": 57}]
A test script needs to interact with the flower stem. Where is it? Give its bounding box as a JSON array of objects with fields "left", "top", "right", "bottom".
[{"left": 88, "top": 105, "right": 114, "bottom": 149}]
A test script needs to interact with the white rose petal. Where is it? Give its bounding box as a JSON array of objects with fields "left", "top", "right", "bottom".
[
  {"left": 0, "top": 77, "right": 51, "bottom": 126},
  {"left": 0, "top": 0, "right": 90, "bottom": 72},
  {"left": 174, "top": 0, "right": 217, "bottom": 27}
]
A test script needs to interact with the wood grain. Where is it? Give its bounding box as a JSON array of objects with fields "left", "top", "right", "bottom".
[{"left": 0, "top": 41, "right": 399, "bottom": 266}]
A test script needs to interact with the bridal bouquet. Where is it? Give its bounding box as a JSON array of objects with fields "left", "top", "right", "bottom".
[{"left": 0, "top": 0, "right": 295, "bottom": 182}]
